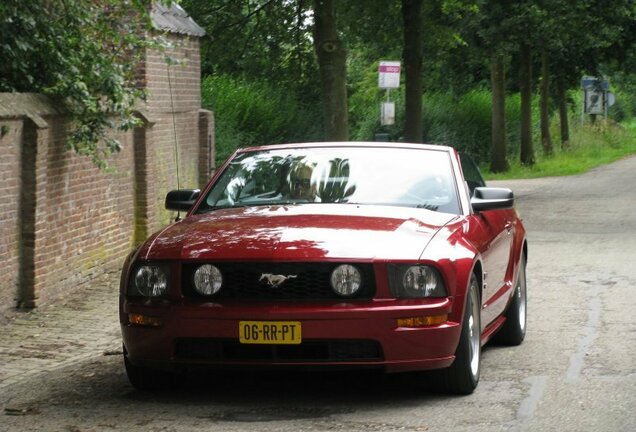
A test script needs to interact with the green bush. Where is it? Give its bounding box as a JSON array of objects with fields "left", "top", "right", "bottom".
[
  {"left": 486, "top": 121, "right": 636, "bottom": 180},
  {"left": 608, "top": 89, "right": 636, "bottom": 122},
  {"left": 201, "top": 75, "right": 322, "bottom": 166},
  {"left": 423, "top": 90, "right": 493, "bottom": 161},
  {"left": 205, "top": 71, "right": 636, "bottom": 172},
  {"left": 348, "top": 83, "right": 534, "bottom": 165}
]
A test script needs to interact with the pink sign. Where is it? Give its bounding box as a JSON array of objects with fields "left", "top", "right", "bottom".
[
  {"left": 379, "top": 65, "right": 401, "bottom": 73},
  {"left": 378, "top": 61, "right": 401, "bottom": 89}
]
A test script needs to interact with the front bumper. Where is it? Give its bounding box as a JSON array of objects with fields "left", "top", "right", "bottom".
[{"left": 121, "top": 298, "right": 461, "bottom": 373}]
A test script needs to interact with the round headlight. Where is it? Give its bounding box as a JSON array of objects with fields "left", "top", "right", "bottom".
[
  {"left": 402, "top": 265, "right": 446, "bottom": 297},
  {"left": 193, "top": 264, "right": 223, "bottom": 295},
  {"left": 330, "top": 264, "right": 362, "bottom": 297},
  {"left": 134, "top": 265, "right": 168, "bottom": 297}
]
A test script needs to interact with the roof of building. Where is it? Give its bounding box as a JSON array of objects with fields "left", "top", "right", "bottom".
[{"left": 151, "top": 2, "right": 206, "bottom": 37}]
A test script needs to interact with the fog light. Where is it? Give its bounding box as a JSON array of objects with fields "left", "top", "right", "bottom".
[
  {"left": 397, "top": 314, "right": 448, "bottom": 328},
  {"left": 128, "top": 313, "right": 162, "bottom": 327},
  {"left": 193, "top": 264, "right": 223, "bottom": 295},
  {"left": 330, "top": 264, "right": 362, "bottom": 296}
]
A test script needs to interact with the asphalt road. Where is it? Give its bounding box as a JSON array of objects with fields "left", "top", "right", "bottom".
[{"left": 1, "top": 156, "right": 635, "bottom": 432}]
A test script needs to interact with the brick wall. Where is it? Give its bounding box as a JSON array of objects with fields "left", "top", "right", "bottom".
[
  {"left": 0, "top": 32, "right": 214, "bottom": 316},
  {"left": 146, "top": 35, "right": 201, "bottom": 114},
  {"left": 32, "top": 119, "right": 137, "bottom": 305},
  {"left": 0, "top": 99, "right": 141, "bottom": 314},
  {"left": 143, "top": 34, "right": 209, "bottom": 231},
  {"left": 0, "top": 119, "right": 23, "bottom": 314}
]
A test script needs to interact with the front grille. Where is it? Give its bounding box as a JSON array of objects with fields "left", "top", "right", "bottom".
[
  {"left": 181, "top": 262, "right": 375, "bottom": 300},
  {"left": 175, "top": 338, "right": 383, "bottom": 362}
]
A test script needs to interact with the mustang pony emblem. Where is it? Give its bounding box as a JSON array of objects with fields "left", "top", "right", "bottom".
[{"left": 259, "top": 273, "right": 297, "bottom": 287}]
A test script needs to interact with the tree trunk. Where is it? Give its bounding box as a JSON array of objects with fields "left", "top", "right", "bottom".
[
  {"left": 556, "top": 79, "right": 570, "bottom": 150},
  {"left": 490, "top": 56, "right": 508, "bottom": 173},
  {"left": 402, "top": 0, "right": 423, "bottom": 143},
  {"left": 540, "top": 49, "right": 553, "bottom": 155},
  {"left": 295, "top": 0, "right": 304, "bottom": 85},
  {"left": 313, "top": 0, "right": 348, "bottom": 141},
  {"left": 519, "top": 43, "right": 534, "bottom": 165}
]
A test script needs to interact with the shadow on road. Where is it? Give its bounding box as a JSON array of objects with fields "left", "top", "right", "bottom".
[{"left": 2, "top": 340, "right": 498, "bottom": 429}]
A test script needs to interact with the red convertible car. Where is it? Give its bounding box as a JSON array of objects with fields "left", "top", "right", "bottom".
[{"left": 120, "top": 142, "right": 527, "bottom": 394}]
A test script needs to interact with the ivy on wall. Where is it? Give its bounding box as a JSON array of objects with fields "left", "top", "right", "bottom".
[{"left": 0, "top": 0, "right": 165, "bottom": 168}]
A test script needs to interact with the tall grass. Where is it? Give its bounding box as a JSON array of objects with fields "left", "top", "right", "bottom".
[
  {"left": 201, "top": 75, "right": 322, "bottom": 166},
  {"left": 486, "top": 120, "right": 636, "bottom": 180},
  {"left": 349, "top": 87, "right": 532, "bottom": 165},
  {"left": 202, "top": 73, "right": 636, "bottom": 177},
  {"left": 421, "top": 90, "right": 529, "bottom": 164}
]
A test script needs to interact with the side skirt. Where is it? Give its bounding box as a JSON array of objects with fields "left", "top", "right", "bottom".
[{"left": 481, "top": 315, "right": 506, "bottom": 346}]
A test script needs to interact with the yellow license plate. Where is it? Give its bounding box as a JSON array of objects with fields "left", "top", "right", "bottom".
[{"left": 239, "top": 321, "right": 302, "bottom": 345}]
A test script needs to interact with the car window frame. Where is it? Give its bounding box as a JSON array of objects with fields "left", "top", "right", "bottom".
[
  {"left": 194, "top": 145, "right": 463, "bottom": 215},
  {"left": 458, "top": 153, "right": 486, "bottom": 196}
]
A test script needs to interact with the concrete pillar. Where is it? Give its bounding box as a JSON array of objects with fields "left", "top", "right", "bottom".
[
  {"left": 17, "top": 115, "right": 48, "bottom": 309},
  {"left": 132, "top": 111, "right": 155, "bottom": 245},
  {"left": 198, "top": 109, "right": 215, "bottom": 188}
]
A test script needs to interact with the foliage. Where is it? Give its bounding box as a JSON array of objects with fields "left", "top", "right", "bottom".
[
  {"left": 0, "top": 0, "right": 157, "bottom": 168},
  {"left": 348, "top": 68, "right": 536, "bottom": 165},
  {"left": 184, "top": 0, "right": 636, "bottom": 173},
  {"left": 607, "top": 72, "right": 636, "bottom": 121},
  {"left": 201, "top": 74, "right": 322, "bottom": 166},
  {"left": 180, "top": 0, "right": 319, "bottom": 94},
  {"left": 420, "top": 90, "right": 532, "bottom": 164},
  {"left": 205, "top": 53, "right": 633, "bottom": 172},
  {"left": 4, "top": 0, "right": 636, "bottom": 173},
  {"left": 485, "top": 121, "right": 636, "bottom": 179}
]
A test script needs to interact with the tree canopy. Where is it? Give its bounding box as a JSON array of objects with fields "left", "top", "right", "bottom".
[
  {"left": 0, "top": 0, "right": 156, "bottom": 168},
  {"left": 3, "top": 0, "right": 635, "bottom": 170}
]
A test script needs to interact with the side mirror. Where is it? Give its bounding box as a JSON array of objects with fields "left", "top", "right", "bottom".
[
  {"left": 165, "top": 189, "right": 201, "bottom": 212},
  {"left": 471, "top": 187, "right": 514, "bottom": 212}
]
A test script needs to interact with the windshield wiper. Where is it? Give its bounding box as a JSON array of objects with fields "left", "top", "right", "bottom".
[{"left": 196, "top": 204, "right": 249, "bottom": 213}]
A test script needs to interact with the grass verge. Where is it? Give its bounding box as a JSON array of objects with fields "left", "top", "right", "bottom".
[{"left": 484, "top": 120, "right": 636, "bottom": 180}]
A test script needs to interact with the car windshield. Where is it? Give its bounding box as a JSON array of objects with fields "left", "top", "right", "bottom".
[{"left": 196, "top": 146, "right": 460, "bottom": 214}]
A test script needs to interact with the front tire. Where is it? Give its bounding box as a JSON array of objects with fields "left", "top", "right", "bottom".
[{"left": 436, "top": 273, "right": 481, "bottom": 395}]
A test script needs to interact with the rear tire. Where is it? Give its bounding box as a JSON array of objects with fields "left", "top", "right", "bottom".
[
  {"left": 435, "top": 273, "right": 481, "bottom": 395},
  {"left": 493, "top": 254, "right": 527, "bottom": 346}
]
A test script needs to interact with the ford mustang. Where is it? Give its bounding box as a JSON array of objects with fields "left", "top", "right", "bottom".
[{"left": 120, "top": 142, "right": 527, "bottom": 394}]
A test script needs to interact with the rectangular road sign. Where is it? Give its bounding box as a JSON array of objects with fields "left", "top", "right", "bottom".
[{"left": 379, "top": 61, "right": 401, "bottom": 89}]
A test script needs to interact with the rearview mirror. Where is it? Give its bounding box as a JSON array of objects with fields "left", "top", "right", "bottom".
[
  {"left": 165, "top": 189, "right": 201, "bottom": 212},
  {"left": 471, "top": 187, "right": 514, "bottom": 212}
]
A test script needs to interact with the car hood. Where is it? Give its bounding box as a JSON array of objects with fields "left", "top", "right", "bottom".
[{"left": 139, "top": 204, "right": 458, "bottom": 261}]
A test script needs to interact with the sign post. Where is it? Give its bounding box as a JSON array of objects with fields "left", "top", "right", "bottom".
[
  {"left": 381, "top": 102, "right": 395, "bottom": 126},
  {"left": 580, "top": 76, "right": 613, "bottom": 120},
  {"left": 378, "top": 61, "right": 401, "bottom": 128}
]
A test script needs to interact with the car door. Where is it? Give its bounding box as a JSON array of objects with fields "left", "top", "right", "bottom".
[
  {"left": 460, "top": 154, "right": 515, "bottom": 328},
  {"left": 464, "top": 206, "right": 514, "bottom": 330}
]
